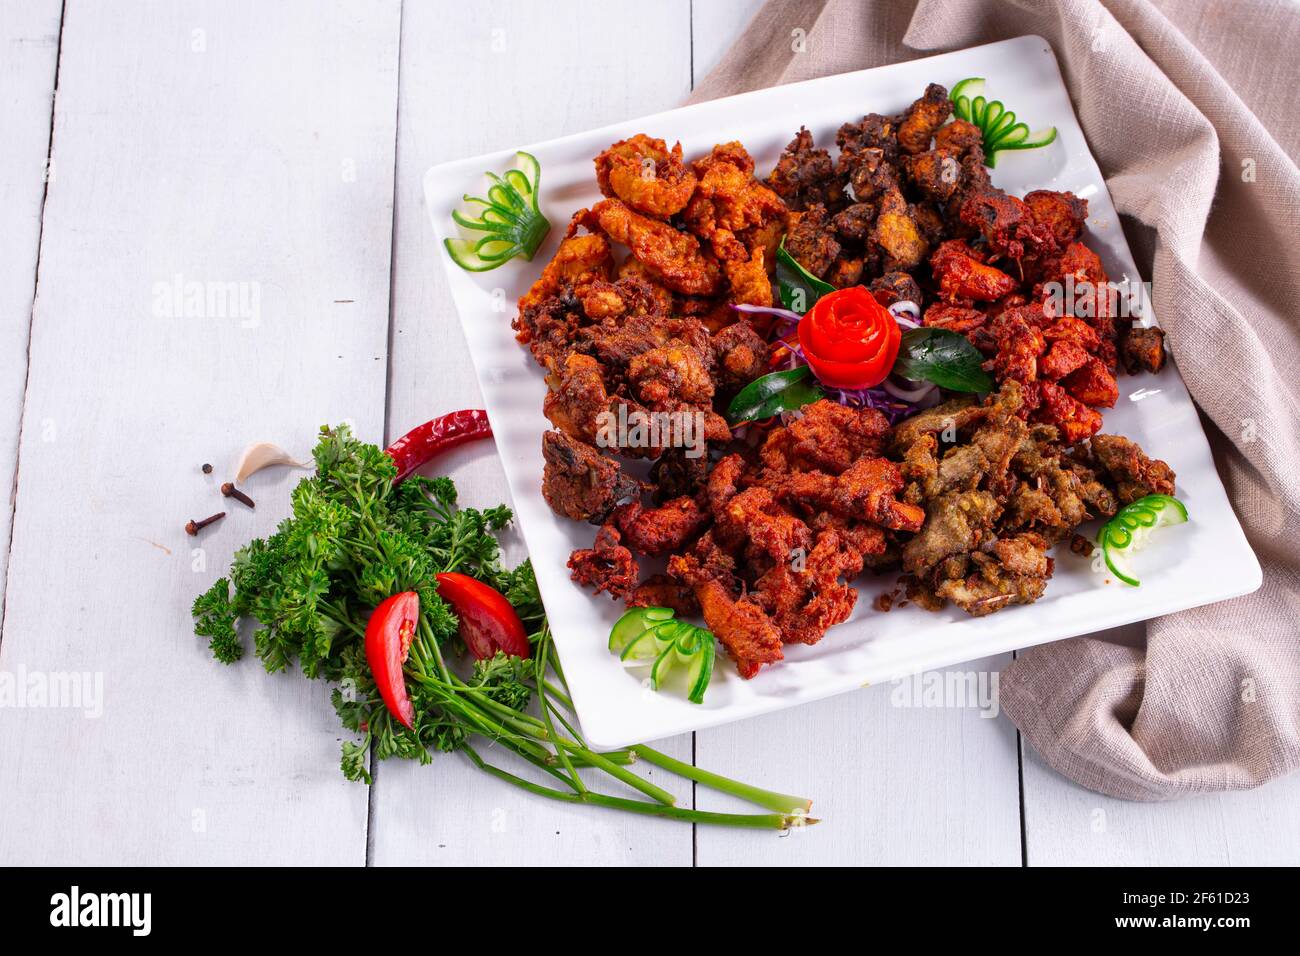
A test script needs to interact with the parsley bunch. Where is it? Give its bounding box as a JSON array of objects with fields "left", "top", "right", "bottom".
[{"left": 193, "top": 424, "right": 815, "bottom": 828}]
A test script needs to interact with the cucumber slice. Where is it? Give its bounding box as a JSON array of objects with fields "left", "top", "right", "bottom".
[
  {"left": 620, "top": 620, "right": 681, "bottom": 662},
  {"left": 649, "top": 643, "right": 677, "bottom": 691},
  {"left": 970, "top": 95, "right": 987, "bottom": 126},
  {"left": 684, "top": 632, "right": 715, "bottom": 705},
  {"left": 444, "top": 237, "right": 510, "bottom": 272},
  {"left": 1099, "top": 494, "right": 1189, "bottom": 587},
  {"left": 444, "top": 151, "right": 550, "bottom": 272},
  {"left": 981, "top": 99, "right": 1005, "bottom": 132},
  {"left": 995, "top": 126, "right": 1058, "bottom": 150},
  {"left": 950, "top": 77, "right": 985, "bottom": 104},
  {"left": 609, "top": 606, "right": 674, "bottom": 652}
]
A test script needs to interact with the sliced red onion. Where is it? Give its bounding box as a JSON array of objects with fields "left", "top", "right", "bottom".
[
  {"left": 888, "top": 300, "right": 921, "bottom": 329},
  {"left": 881, "top": 377, "right": 937, "bottom": 403},
  {"left": 730, "top": 302, "right": 803, "bottom": 324}
]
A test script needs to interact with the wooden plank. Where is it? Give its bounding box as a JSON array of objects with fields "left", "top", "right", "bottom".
[
  {"left": 1023, "top": 744, "right": 1300, "bottom": 865},
  {"left": 0, "top": 0, "right": 400, "bottom": 864},
  {"left": 369, "top": 0, "right": 698, "bottom": 865},
  {"left": 694, "top": 655, "right": 1022, "bottom": 865},
  {"left": 0, "top": 1, "right": 62, "bottom": 627},
  {"left": 1021, "top": 625, "right": 1300, "bottom": 865},
  {"left": 687, "top": 1, "right": 1022, "bottom": 866}
]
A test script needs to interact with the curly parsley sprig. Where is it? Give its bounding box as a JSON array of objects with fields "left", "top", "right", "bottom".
[{"left": 192, "top": 424, "right": 816, "bottom": 829}]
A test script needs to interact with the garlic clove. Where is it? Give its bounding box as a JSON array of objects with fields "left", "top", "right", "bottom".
[{"left": 235, "top": 442, "right": 310, "bottom": 483}]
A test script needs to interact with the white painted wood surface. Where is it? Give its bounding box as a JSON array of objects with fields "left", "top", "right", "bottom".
[
  {"left": 371, "top": 0, "right": 696, "bottom": 866},
  {"left": 1, "top": 0, "right": 1297, "bottom": 866},
  {"left": 0, "top": 0, "right": 62, "bottom": 626},
  {"left": 0, "top": 0, "right": 399, "bottom": 864}
]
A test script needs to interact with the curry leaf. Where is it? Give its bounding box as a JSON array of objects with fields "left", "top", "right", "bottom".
[
  {"left": 893, "top": 327, "right": 994, "bottom": 393},
  {"left": 726, "top": 365, "right": 825, "bottom": 424},
  {"left": 775, "top": 239, "right": 835, "bottom": 314}
]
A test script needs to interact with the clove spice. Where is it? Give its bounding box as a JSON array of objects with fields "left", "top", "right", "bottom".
[
  {"left": 185, "top": 512, "right": 226, "bottom": 536},
  {"left": 220, "top": 482, "right": 255, "bottom": 509}
]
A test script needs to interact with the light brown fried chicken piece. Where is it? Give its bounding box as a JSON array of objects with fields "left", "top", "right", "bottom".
[
  {"left": 582, "top": 199, "right": 722, "bottom": 296},
  {"left": 722, "top": 244, "right": 774, "bottom": 307},
  {"left": 518, "top": 229, "right": 614, "bottom": 312},
  {"left": 683, "top": 142, "right": 788, "bottom": 264},
  {"left": 933, "top": 533, "right": 1053, "bottom": 616},
  {"left": 594, "top": 133, "right": 698, "bottom": 218}
]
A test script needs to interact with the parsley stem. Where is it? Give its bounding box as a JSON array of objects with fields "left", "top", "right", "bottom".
[
  {"left": 462, "top": 745, "right": 814, "bottom": 829},
  {"left": 535, "top": 624, "right": 585, "bottom": 794},
  {"left": 629, "top": 745, "right": 813, "bottom": 815}
]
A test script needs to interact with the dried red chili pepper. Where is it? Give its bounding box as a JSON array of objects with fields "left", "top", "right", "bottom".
[
  {"left": 434, "top": 572, "right": 530, "bottom": 660},
  {"left": 384, "top": 409, "right": 493, "bottom": 483},
  {"left": 364, "top": 591, "right": 419, "bottom": 729}
]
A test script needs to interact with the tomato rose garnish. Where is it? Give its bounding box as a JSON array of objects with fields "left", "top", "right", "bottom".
[{"left": 797, "top": 286, "right": 901, "bottom": 389}]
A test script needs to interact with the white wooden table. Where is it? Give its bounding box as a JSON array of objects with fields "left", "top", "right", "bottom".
[{"left": 2, "top": 0, "right": 1297, "bottom": 866}]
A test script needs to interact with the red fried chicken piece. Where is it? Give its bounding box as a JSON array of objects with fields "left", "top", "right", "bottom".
[{"left": 931, "top": 239, "right": 1019, "bottom": 302}]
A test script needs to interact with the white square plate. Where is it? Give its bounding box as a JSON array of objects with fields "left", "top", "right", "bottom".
[{"left": 424, "top": 36, "right": 1261, "bottom": 749}]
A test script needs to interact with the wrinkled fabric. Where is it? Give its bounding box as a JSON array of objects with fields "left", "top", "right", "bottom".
[{"left": 691, "top": 0, "right": 1300, "bottom": 800}]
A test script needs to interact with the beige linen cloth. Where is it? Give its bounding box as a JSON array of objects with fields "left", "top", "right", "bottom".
[{"left": 690, "top": 0, "right": 1300, "bottom": 800}]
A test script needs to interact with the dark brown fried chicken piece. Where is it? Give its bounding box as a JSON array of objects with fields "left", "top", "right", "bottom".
[
  {"left": 934, "top": 118, "right": 983, "bottom": 154},
  {"left": 870, "top": 271, "right": 923, "bottom": 307},
  {"left": 959, "top": 188, "right": 1056, "bottom": 261},
  {"left": 711, "top": 319, "right": 769, "bottom": 392},
  {"left": 783, "top": 204, "right": 841, "bottom": 278},
  {"left": 897, "top": 83, "right": 953, "bottom": 155},
  {"left": 568, "top": 523, "right": 638, "bottom": 600},
  {"left": 1119, "top": 325, "right": 1167, "bottom": 374},
  {"left": 872, "top": 188, "right": 929, "bottom": 272},
  {"left": 836, "top": 113, "right": 901, "bottom": 203},
  {"left": 1087, "top": 434, "right": 1177, "bottom": 504},
  {"left": 905, "top": 148, "right": 962, "bottom": 203},
  {"left": 541, "top": 430, "right": 638, "bottom": 523},
  {"left": 767, "top": 127, "right": 845, "bottom": 211}
]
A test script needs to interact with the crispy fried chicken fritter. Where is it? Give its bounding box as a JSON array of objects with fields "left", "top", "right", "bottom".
[{"left": 542, "top": 430, "right": 638, "bottom": 523}]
